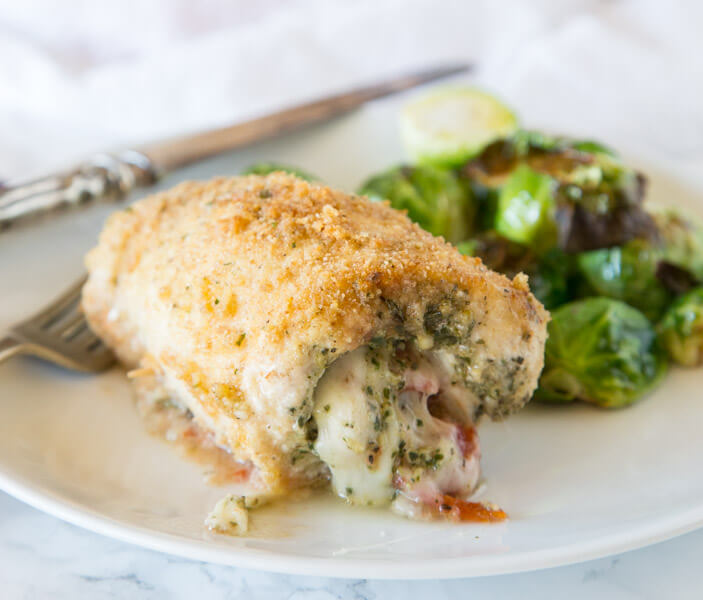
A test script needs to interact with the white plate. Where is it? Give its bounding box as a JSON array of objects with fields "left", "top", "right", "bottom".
[{"left": 2, "top": 93, "right": 703, "bottom": 579}]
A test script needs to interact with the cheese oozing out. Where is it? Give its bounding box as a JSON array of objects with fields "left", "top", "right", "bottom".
[{"left": 312, "top": 340, "right": 482, "bottom": 514}]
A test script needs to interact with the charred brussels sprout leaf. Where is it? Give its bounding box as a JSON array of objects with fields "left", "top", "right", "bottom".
[
  {"left": 554, "top": 166, "right": 655, "bottom": 254},
  {"left": 577, "top": 240, "right": 672, "bottom": 321},
  {"left": 461, "top": 232, "right": 573, "bottom": 310},
  {"left": 535, "top": 298, "right": 666, "bottom": 408},
  {"left": 358, "top": 165, "right": 475, "bottom": 244},
  {"left": 657, "top": 287, "right": 703, "bottom": 366},
  {"left": 462, "top": 231, "right": 531, "bottom": 273},
  {"left": 242, "top": 162, "right": 318, "bottom": 182},
  {"left": 655, "top": 261, "right": 699, "bottom": 296},
  {"left": 495, "top": 165, "right": 558, "bottom": 249},
  {"left": 462, "top": 133, "right": 656, "bottom": 252},
  {"left": 462, "top": 131, "right": 609, "bottom": 190}
]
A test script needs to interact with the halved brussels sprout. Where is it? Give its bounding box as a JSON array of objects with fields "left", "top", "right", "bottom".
[
  {"left": 242, "top": 162, "right": 318, "bottom": 182},
  {"left": 358, "top": 165, "right": 475, "bottom": 244},
  {"left": 657, "top": 287, "right": 703, "bottom": 366},
  {"left": 535, "top": 298, "right": 667, "bottom": 408},
  {"left": 400, "top": 87, "right": 518, "bottom": 167}
]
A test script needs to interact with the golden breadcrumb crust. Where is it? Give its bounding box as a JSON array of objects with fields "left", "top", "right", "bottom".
[{"left": 82, "top": 174, "right": 548, "bottom": 496}]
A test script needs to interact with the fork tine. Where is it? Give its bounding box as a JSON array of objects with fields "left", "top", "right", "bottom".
[
  {"left": 63, "top": 320, "right": 88, "bottom": 341},
  {"left": 86, "top": 338, "right": 104, "bottom": 353},
  {"left": 57, "top": 309, "right": 86, "bottom": 335},
  {"left": 7, "top": 275, "right": 116, "bottom": 373},
  {"left": 42, "top": 298, "right": 82, "bottom": 331},
  {"left": 27, "top": 275, "right": 87, "bottom": 329},
  {"left": 71, "top": 325, "right": 96, "bottom": 344}
]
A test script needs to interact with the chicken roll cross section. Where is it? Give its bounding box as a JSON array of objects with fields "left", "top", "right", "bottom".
[{"left": 82, "top": 173, "right": 548, "bottom": 522}]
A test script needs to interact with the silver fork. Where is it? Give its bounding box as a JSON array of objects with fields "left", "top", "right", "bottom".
[{"left": 0, "top": 276, "right": 115, "bottom": 372}]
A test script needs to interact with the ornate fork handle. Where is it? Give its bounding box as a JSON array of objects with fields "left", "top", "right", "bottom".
[
  {"left": 0, "top": 335, "right": 21, "bottom": 363},
  {"left": 0, "top": 65, "right": 469, "bottom": 231},
  {"left": 0, "top": 151, "right": 158, "bottom": 230}
]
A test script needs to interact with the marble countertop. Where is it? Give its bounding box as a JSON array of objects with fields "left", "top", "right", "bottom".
[{"left": 1, "top": 490, "right": 701, "bottom": 599}]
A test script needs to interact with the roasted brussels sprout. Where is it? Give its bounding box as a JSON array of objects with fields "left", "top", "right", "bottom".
[
  {"left": 400, "top": 87, "right": 518, "bottom": 167},
  {"left": 526, "top": 248, "right": 574, "bottom": 310},
  {"left": 462, "top": 131, "right": 610, "bottom": 190},
  {"left": 461, "top": 133, "right": 656, "bottom": 253},
  {"left": 358, "top": 165, "right": 474, "bottom": 243},
  {"left": 535, "top": 298, "right": 667, "bottom": 408},
  {"left": 554, "top": 165, "right": 655, "bottom": 254},
  {"left": 241, "top": 162, "right": 318, "bottom": 182},
  {"left": 494, "top": 165, "right": 558, "bottom": 249},
  {"left": 576, "top": 240, "right": 672, "bottom": 321},
  {"left": 575, "top": 209, "right": 703, "bottom": 318},
  {"left": 657, "top": 287, "right": 703, "bottom": 366}
]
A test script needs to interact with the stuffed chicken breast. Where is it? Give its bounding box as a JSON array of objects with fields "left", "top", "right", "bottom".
[{"left": 82, "top": 173, "right": 548, "bottom": 527}]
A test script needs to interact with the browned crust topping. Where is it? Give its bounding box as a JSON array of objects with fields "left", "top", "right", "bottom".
[{"left": 82, "top": 173, "right": 548, "bottom": 495}]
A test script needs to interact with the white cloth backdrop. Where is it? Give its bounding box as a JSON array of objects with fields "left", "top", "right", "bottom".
[{"left": 0, "top": 0, "right": 701, "bottom": 181}]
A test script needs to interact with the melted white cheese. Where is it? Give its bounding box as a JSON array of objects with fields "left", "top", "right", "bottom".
[
  {"left": 313, "top": 344, "right": 483, "bottom": 512},
  {"left": 313, "top": 347, "right": 399, "bottom": 505}
]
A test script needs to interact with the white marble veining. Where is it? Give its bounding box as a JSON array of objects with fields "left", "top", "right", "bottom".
[{"left": 1, "top": 490, "right": 701, "bottom": 599}]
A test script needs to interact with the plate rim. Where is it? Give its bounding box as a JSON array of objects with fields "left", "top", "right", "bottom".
[{"left": 2, "top": 467, "right": 702, "bottom": 579}]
